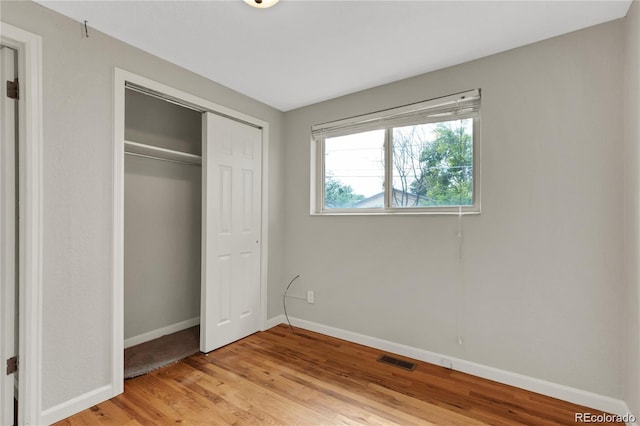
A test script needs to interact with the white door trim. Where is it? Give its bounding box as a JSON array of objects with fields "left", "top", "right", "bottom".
[
  {"left": 1, "top": 44, "right": 18, "bottom": 426},
  {"left": 0, "top": 21, "right": 44, "bottom": 425},
  {"left": 112, "top": 68, "right": 270, "bottom": 392}
]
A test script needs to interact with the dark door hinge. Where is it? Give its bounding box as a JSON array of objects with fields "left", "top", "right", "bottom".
[
  {"left": 6, "top": 356, "right": 17, "bottom": 375},
  {"left": 6, "top": 79, "right": 19, "bottom": 100}
]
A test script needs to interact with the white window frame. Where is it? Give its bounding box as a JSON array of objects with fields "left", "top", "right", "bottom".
[{"left": 311, "top": 90, "right": 481, "bottom": 215}]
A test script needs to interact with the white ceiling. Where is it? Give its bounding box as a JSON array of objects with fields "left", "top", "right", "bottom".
[{"left": 36, "top": 0, "right": 632, "bottom": 111}]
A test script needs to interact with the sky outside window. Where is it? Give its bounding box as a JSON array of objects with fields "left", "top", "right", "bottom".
[{"left": 324, "top": 129, "right": 385, "bottom": 198}]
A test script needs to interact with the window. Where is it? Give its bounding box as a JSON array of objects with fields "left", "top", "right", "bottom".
[{"left": 312, "top": 89, "right": 480, "bottom": 214}]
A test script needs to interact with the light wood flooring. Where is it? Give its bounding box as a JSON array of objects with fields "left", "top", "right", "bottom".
[{"left": 56, "top": 324, "right": 623, "bottom": 425}]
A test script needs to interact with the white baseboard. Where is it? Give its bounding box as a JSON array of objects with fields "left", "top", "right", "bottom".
[
  {"left": 624, "top": 401, "right": 639, "bottom": 426},
  {"left": 124, "top": 317, "right": 199, "bottom": 349},
  {"left": 265, "top": 314, "right": 287, "bottom": 330},
  {"left": 265, "top": 315, "right": 637, "bottom": 425},
  {"left": 42, "top": 316, "right": 637, "bottom": 426},
  {"left": 39, "top": 384, "right": 114, "bottom": 426}
]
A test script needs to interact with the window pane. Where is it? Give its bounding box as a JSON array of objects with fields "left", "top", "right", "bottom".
[
  {"left": 391, "top": 119, "right": 473, "bottom": 207},
  {"left": 324, "top": 130, "right": 385, "bottom": 209}
]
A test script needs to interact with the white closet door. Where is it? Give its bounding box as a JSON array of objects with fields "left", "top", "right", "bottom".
[
  {"left": 0, "top": 46, "right": 17, "bottom": 426},
  {"left": 201, "top": 112, "right": 262, "bottom": 353}
]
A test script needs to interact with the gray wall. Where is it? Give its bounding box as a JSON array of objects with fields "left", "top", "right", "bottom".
[
  {"left": 124, "top": 90, "right": 202, "bottom": 340},
  {"left": 1, "top": 0, "right": 285, "bottom": 413},
  {"left": 624, "top": 0, "right": 640, "bottom": 417},
  {"left": 283, "top": 20, "right": 625, "bottom": 398},
  {"left": 2, "top": 0, "right": 638, "bottom": 419}
]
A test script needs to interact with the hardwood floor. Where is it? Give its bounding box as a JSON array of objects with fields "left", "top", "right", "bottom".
[{"left": 56, "top": 324, "right": 623, "bottom": 425}]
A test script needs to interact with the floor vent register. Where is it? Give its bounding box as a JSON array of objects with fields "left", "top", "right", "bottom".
[{"left": 377, "top": 354, "right": 416, "bottom": 371}]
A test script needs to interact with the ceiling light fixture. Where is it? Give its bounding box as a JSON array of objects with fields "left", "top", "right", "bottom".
[{"left": 243, "top": 0, "right": 279, "bottom": 8}]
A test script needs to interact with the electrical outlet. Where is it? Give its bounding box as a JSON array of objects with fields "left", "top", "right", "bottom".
[{"left": 307, "top": 290, "right": 315, "bottom": 304}]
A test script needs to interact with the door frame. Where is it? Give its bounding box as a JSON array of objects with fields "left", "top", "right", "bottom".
[
  {"left": 112, "top": 68, "right": 270, "bottom": 391},
  {"left": 0, "top": 22, "right": 44, "bottom": 425},
  {"left": 1, "top": 44, "right": 18, "bottom": 426}
]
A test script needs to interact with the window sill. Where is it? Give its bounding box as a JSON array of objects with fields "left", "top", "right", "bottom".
[{"left": 310, "top": 209, "right": 481, "bottom": 217}]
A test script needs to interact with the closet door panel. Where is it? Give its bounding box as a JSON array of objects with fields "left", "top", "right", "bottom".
[
  {"left": 201, "top": 112, "right": 262, "bottom": 353},
  {"left": 218, "top": 165, "right": 232, "bottom": 234},
  {"left": 216, "top": 255, "right": 231, "bottom": 325}
]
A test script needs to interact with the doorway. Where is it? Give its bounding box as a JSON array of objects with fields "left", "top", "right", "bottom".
[
  {"left": 123, "top": 86, "right": 203, "bottom": 377},
  {"left": 0, "top": 21, "right": 43, "bottom": 425},
  {"left": 113, "top": 69, "right": 269, "bottom": 386},
  {"left": 1, "top": 43, "right": 19, "bottom": 426}
]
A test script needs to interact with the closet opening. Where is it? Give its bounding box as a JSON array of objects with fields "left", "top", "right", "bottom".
[
  {"left": 114, "top": 68, "right": 269, "bottom": 391},
  {"left": 123, "top": 87, "right": 202, "bottom": 378}
]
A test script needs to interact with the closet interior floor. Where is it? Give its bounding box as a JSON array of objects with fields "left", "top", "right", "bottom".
[{"left": 124, "top": 326, "right": 199, "bottom": 379}]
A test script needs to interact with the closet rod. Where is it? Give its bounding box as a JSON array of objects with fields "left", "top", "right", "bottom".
[
  {"left": 125, "top": 151, "right": 202, "bottom": 167},
  {"left": 125, "top": 140, "right": 202, "bottom": 163}
]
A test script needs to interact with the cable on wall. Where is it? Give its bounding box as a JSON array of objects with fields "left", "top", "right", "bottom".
[
  {"left": 83, "top": 20, "right": 90, "bottom": 38},
  {"left": 457, "top": 206, "right": 465, "bottom": 345},
  {"left": 283, "top": 275, "right": 300, "bottom": 332}
]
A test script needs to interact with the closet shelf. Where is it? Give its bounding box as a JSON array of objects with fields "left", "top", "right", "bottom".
[{"left": 124, "top": 140, "right": 202, "bottom": 166}]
